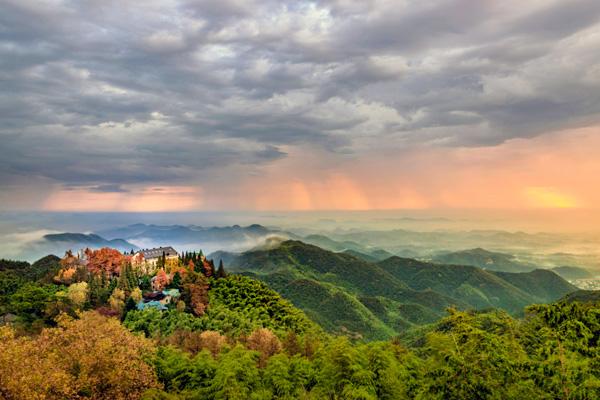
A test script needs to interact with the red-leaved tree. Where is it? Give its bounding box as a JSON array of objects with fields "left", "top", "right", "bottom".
[{"left": 85, "top": 248, "right": 129, "bottom": 277}]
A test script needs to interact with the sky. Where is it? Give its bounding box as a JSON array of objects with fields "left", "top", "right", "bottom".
[{"left": 1, "top": 0, "right": 600, "bottom": 213}]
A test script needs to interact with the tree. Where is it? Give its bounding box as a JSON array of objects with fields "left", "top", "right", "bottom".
[
  {"left": 416, "top": 309, "right": 541, "bottom": 399},
  {"left": 54, "top": 250, "right": 85, "bottom": 285},
  {"left": 108, "top": 288, "right": 126, "bottom": 315},
  {"left": 200, "top": 331, "right": 227, "bottom": 358},
  {"left": 313, "top": 337, "right": 376, "bottom": 399},
  {"left": 125, "top": 296, "right": 137, "bottom": 316},
  {"left": 169, "top": 272, "right": 182, "bottom": 289},
  {"left": 9, "top": 283, "right": 58, "bottom": 324},
  {"left": 263, "top": 353, "right": 315, "bottom": 398},
  {"left": 203, "top": 259, "right": 214, "bottom": 278},
  {"left": 67, "top": 281, "right": 88, "bottom": 309},
  {"left": 246, "top": 328, "right": 282, "bottom": 367},
  {"left": 154, "top": 269, "right": 170, "bottom": 291},
  {"left": 0, "top": 312, "right": 160, "bottom": 399},
  {"left": 86, "top": 248, "right": 129, "bottom": 278},
  {"left": 182, "top": 281, "right": 209, "bottom": 316},
  {"left": 130, "top": 287, "right": 143, "bottom": 303},
  {"left": 118, "top": 262, "right": 137, "bottom": 293},
  {"left": 216, "top": 260, "right": 227, "bottom": 279},
  {"left": 156, "top": 251, "right": 166, "bottom": 269},
  {"left": 282, "top": 331, "right": 301, "bottom": 356},
  {"left": 140, "top": 275, "right": 152, "bottom": 291},
  {"left": 206, "top": 345, "right": 261, "bottom": 400}
]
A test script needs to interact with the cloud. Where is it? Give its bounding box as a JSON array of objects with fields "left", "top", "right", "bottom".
[
  {"left": 1, "top": 0, "right": 600, "bottom": 209},
  {"left": 90, "top": 184, "right": 129, "bottom": 193}
]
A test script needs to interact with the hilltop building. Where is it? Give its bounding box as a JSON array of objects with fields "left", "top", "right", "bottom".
[{"left": 132, "top": 246, "right": 178, "bottom": 274}]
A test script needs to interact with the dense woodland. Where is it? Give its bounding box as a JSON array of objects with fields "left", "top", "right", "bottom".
[
  {"left": 0, "top": 245, "right": 598, "bottom": 399},
  {"left": 220, "top": 240, "right": 578, "bottom": 340}
]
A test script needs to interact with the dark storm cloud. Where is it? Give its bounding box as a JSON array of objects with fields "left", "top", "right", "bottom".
[{"left": 1, "top": 0, "right": 600, "bottom": 191}]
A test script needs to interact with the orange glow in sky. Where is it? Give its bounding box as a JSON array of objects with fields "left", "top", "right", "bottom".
[{"left": 38, "top": 125, "right": 600, "bottom": 213}]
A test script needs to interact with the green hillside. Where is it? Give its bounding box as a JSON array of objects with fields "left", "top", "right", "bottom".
[
  {"left": 560, "top": 289, "right": 600, "bottom": 303},
  {"left": 432, "top": 247, "right": 535, "bottom": 273},
  {"left": 226, "top": 241, "right": 576, "bottom": 339},
  {"left": 551, "top": 265, "right": 594, "bottom": 280},
  {"left": 302, "top": 234, "right": 394, "bottom": 261},
  {"left": 341, "top": 249, "right": 379, "bottom": 262},
  {"left": 379, "top": 256, "right": 546, "bottom": 313},
  {"left": 0, "top": 247, "right": 597, "bottom": 399},
  {"left": 227, "top": 241, "right": 462, "bottom": 339},
  {"left": 491, "top": 269, "right": 576, "bottom": 303}
]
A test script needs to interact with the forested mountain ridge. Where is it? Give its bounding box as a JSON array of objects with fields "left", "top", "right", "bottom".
[
  {"left": 379, "top": 256, "right": 576, "bottom": 310},
  {"left": 0, "top": 244, "right": 598, "bottom": 399},
  {"left": 13, "top": 233, "right": 139, "bottom": 262},
  {"left": 432, "top": 247, "right": 536, "bottom": 273},
  {"left": 551, "top": 265, "right": 595, "bottom": 280},
  {"left": 219, "top": 240, "right": 576, "bottom": 339}
]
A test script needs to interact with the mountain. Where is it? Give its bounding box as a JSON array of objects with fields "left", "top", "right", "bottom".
[
  {"left": 325, "top": 229, "right": 585, "bottom": 262},
  {"left": 377, "top": 256, "right": 562, "bottom": 313},
  {"left": 222, "top": 240, "right": 576, "bottom": 340},
  {"left": 432, "top": 248, "right": 535, "bottom": 273},
  {"left": 207, "top": 250, "right": 241, "bottom": 267},
  {"left": 226, "top": 240, "right": 463, "bottom": 339},
  {"left": 16, "top": 233, "right": 138, "bottom": 261},
  {"left": 96, "top": 223, "right": 295, "bottom": 254},
  {"left": 0, "top": 255, "right": 61, "bottom": 284},
  {"left": 490, "top": 269, "right": 577, "bottom": 302},
  {"left": 551, "top": 266, "right": 594, "bottom": 280},
  {"left": 302, "top": 234, "right": 394, "bottom": 261},
  {"left": 341, "top": 249, "right": 379, "bottom": 262},
  {"left": 560, "top": 290, "right": 600, "bottom": 303},
  {"left": 43, "top": 233, "right": 138, "bottom": 252}
]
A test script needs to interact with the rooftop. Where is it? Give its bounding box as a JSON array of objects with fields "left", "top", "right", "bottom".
[{"left": 139, "top": 246, "right": 178, "bottom": 259}]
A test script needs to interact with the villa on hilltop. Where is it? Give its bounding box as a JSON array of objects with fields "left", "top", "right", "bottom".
[{"left": 132, "top": 246, "right": 178, "bottom": 274}]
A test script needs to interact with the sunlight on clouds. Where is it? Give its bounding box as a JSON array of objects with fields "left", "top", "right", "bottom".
[
  {"left": 43, "top": 186, "right": 202, "bottom": 212},
  {"left": 525, "top": 187, "right": 580, "bottom": 209}
]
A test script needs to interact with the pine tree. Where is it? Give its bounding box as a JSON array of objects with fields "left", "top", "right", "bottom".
[
  {"left": 170, "top": 272, "right": 182, "bottom": 289},
  {"left": 88, "top": 274, "right": 101, "bottom": 307},
  {"left": 216, "top": 260, "right": 227, "bottom": 279},
  {"left": 117, "top": 263, "right": 133, "bottom": 293},
  {"left": 124, "top": 296, "right": 137, "bottom": 316},
  {"left": 139, "top": 275, "right": 151, "bottom": 291}
]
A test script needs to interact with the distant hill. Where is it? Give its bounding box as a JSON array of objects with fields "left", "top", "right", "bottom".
[
  {"left": 13, "top": 233, "right": 138, "bottom": 261},
  {"left": 0, "top": 254, "right": 61, "bottom": 281},
  {"left": 377, "top": 257, "right": 573, "bottom": 313},
  {"left": 432, "top": 248, "right": 535, "bottom": 273},
  {"left": 42, "top": 233, "right": 138, "bottom": 252},
  {"left": 341, "top": 249, "right": 379, "bottom": 262},
  {"left": 223, "top": 240, "right": 576, "bottom": 340},
  {"left": 96, "top": 223, "right": 295, "bottom": 254},
  {"left": 207, "top": 250, "right": 241, "bottom": 267},
  {"left": 302, "top": 234, "right": 394, "bottom": 261},
  {"left": 560, "top": 290, "right": 600, "bottom": 303},
  {"left": 227, "top": 240, "right": 462, "bottom": 339},
  {"left": 551, "top": 266, "right": 594, "bottom": 280},
  {"left": 324, "top": 229, "right": 583, "bottom": 262},
  {"left": 490, "top": 269, "right": 577, "bottom": 304}
]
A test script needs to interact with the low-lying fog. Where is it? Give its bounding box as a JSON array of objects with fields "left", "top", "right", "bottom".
[{"left": 1, "top": 210, "right": 599, "bottom": 271}]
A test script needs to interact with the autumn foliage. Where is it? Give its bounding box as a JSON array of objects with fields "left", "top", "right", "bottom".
[
  {"left": 0, "top": 312, "right": 160, "bottom": 399},
  {"left": 246, "top": 328, "right": 282, "bottom": 367},
  {"left": 183, "top": 281, "right": 210, "bottom": 316},
  {"left": 153, "top": 268, "right": 170, "bottom": 291},
  {"left": 85, "top": 247, "right": 129, "bottom": 277},
  {"left": 54, "top": 250, "right": 83, "bottom": 284},
  {"left": 165, "top": 330, "right": 228, "bottom": 357}
]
